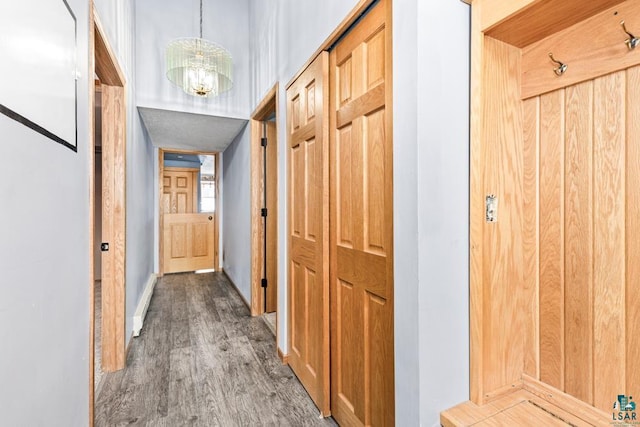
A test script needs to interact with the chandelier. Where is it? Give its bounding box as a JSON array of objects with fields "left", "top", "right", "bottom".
[{"left": 165, "top": 0, "right": 233, "bottom": 97}]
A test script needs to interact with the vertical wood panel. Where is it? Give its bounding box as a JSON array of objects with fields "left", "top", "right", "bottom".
[
  {"left": 481, "top": 37, "right": 525, "bottom": 395},
  {"left": 538, "top": 89, "right": 565, "bottom": 390},
  {"left": 337, "top": 126, "right": 353, "bottom": 247},
  {"left": 626, "top": 66, "right": 640, "bottom": 397},
  {"left": 593, "top": 71, "right": 626, "bottom": 411},
  {"left": 364, "top": 109, "right": 385, "bottom": 254},
  {"left": 522, "top": 97, "right": 539, "bottom": 379},
  {"left": 563, "top": 81, "right": 593, "bottom": 403}
]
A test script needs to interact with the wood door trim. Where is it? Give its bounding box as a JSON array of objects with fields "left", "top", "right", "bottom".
[
  {"left": 250, "top": 84, "right": 279, "bottom": 317},
  {"left": 158, "top": 149, "right": 220, "bottom": 276},
  {"left": 90, "top": 2, "right": 127, "bottom": 424}
]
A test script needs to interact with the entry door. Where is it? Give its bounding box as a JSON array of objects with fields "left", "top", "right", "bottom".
[
  {"left": 286, "top": 52, "right": 330, "bottom": 415},
  {"left": 163, "top": 167, "right": 215, "bottom": 273},
  {"left": 329, "top": 0, "right": 394, "bottom": 424}
]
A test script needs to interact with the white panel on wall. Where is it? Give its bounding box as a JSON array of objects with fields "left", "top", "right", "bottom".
[{"left": 0, "top": 0, "right": 77, "bottom": 150}]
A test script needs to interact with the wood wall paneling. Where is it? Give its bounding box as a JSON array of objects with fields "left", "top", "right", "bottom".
[
  {"left": 480, "top": 37, "right": 525, "bottom": 396},
  {"left": 627, "top": 66, "right": 640, "bottom": 400},
  {"left": 521, "top": 1, "right": 640, "bottom": 99},
  {"left": 521, "top": 97, "right": 539, "bottom": 379},
  {"left": 538, "top": 89, "right": 565, "bottom": 390},
  {"left": 563, "top": 81, "right": 593, "bottom": 404},
  {"left": 592, "top": 71, "right": 626, "bottom": 410}
]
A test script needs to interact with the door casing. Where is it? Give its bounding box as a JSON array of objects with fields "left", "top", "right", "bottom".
[{"left": 90, "top": 2, "right": 127, "bottom": 424}]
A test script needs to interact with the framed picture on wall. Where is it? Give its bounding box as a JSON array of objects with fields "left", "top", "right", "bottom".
[{"left": 0, "top": 0, "right": 78, "bottom": 152}]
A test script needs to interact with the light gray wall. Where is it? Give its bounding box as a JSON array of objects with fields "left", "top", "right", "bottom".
[
  {"left": 221, "top": 125, "right": 251, "bottom": 299},
  {"left": 0, "top": 0, "right": 89, "bottom": 423},
  {"left": 396, "top": 1, "right": 472, "bottom": 426},
  {"left": 135, "top": 0, "right": 251, "bottom": 119},
  {"left": 96, "top": 0, "right": 155, "bottom": 343},
  {"left": 249, "top": 1, "right": 471, "bottom": 426}
]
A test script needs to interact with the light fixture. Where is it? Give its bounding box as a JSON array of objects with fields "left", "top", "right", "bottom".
[{"left": 165, "top": 0, "right": 233, "bottom": 97}]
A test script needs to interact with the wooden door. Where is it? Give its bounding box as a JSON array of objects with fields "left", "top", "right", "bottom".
[
  {"left": 329, "top": 0, "right": 394, "bottom": 424},
  {"left": 266, "top": 121, "right": 278, "bottom": 313},
  {"left": 163, "top": 167, "right": 215, "bottom": 273},
  {"left": 287, "top": 52, "right": 330, "bottom": 415}
]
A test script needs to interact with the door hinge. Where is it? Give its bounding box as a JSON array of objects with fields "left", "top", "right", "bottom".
[
  {"left": 261, "top": 137, "right": 268, "bottom": 147},
  {"left": 261, "top": 278, "right": 268, "bottom": 288},
  {"left": 261, "top": 208, "right": 268, "bottom": 217},
  {"left": 101, "top": 242, "right": 109, "bottom": 252}
]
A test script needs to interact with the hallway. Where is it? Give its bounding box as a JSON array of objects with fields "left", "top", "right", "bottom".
[{"left": 95, "top": 272, "right": 336, "bottom": 426}]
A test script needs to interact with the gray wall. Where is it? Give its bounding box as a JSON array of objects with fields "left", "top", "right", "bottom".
[
  {"left": 135, "top": 0, "right": 251, "bottom": 119},
  {"left": 221, "top": 126, "right": 251, "bottom": 299},
  {"left": 0, "top": 0, "right": 90, "bottom": 421},
  {"left": 0, "top": 0, "right": 154, "bottom": 424}
]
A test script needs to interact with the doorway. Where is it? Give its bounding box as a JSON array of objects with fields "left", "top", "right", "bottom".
[
  {"left": 90, "top": 2, "right": 127, "bottom": 424},
  {"left": 250, "top": 84, "right": 279, "bottom": 336},
  {"left": 159, "top": 149, "right": 220, "bottom": 275}
]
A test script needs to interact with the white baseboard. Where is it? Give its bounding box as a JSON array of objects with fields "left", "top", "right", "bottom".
[{"left": 133, "top": 273, "right": 157, "bottom": 337}]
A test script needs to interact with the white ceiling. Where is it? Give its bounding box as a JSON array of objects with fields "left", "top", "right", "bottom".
[{"left": 138, "top": 107, "right": 248, "bottom": 152}]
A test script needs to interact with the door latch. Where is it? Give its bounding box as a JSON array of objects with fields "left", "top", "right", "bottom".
[
  {"left": 101, "top": 242, "right": 109, "bottom": 252},
  {"left": 486, "top": 195, "right": 498, "bottom": 223}
]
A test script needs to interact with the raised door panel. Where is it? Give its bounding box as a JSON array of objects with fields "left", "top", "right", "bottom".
[
  {"left": 330, "top": 0, "right": 394, "bottom": 424},
  {"left": 163, "top": 213, "right": 215, "bottom": 273},
  {"left": 286, "top": 52, "right": 329, "bottom": 415}
]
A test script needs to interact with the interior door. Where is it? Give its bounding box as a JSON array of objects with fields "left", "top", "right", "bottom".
[
  {"left": 287, "top": 52, "right": 330, "bottom": 415},
  {"left": 329, "top": 0, "right": 394, "bottom": 424},
  {"left": 163, "top": 167, "right": 215, "bottom": 273}
]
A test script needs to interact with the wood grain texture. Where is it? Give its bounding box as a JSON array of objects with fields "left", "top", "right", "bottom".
[
  {"left": 286, "top": 52, "right": 330, "bottom": 415},
  {"left": 250, "top": 86, "right": 279, "bottom": 316},
  {"left": 480, "top": 37, "right": 525, "bottom": 396},
  {"left": 100, "top": 83, "right": 126, "bottom": 373},
  {"left": 483, "top": 0, "right": 622, "bottom": 48},
  {"left": 627, "top": 66, "right": 640, "bottom": 399},
  {"left": 521, "top": 1, "right": 640, "bottom": 99},
  {"left": 563, "top": 81, "right": 593, "bottom": 404},
  {"left": 329, "top": 0, "right": 393, "bottom": 424},
  {"left": 538, "top": 89, "right": 565, "bottom": 390},
  {"left": 469, "top": 0, "right": 486, "bottom": 404},
  {"left": 522, "top": 97, "right": 539, "bottom": 379},
  {"left": 95, "top": 273, "right": 337, "bottom": 426},
  {"left": 593, "top": 71, "right": 626, "bottom": 411}
]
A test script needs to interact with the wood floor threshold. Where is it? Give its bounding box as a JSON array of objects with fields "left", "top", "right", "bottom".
[{"left": 441, "top": 386, "right": 611, "bottom": 426}]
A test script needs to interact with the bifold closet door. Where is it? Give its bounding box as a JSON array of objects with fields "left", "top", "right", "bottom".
[
  {"left": 329, "top": 0, "right": 394, "bottom": 424},
  {"left": 286, "top": 52, "right": 330, "bottom": 415}
]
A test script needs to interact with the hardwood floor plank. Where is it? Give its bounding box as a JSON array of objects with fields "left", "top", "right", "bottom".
[{"left": 96, "top": 272, "right": 335, "bottom": 427}]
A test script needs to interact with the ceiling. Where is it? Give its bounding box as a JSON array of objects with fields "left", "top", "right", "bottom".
[{"left": 138, "top": 107, "right": 248, "bottom": 152}]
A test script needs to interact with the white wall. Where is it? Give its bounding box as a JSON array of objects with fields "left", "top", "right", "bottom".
[
  {"left": 249, "top": 1, "right": 472, "bottom": 426},
  {"left": 221, "top": 125, "right": 251, "bottom": 299},
  {"left": 135, "top": 0, "right": 251, "bottom": 119},
  {"left": 0, "top": 0, "right": 89, "bottom": 423}
]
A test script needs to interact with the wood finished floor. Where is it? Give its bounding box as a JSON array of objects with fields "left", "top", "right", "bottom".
[{"left": 95, "top": 272, "right": 336, "bottom": 427}]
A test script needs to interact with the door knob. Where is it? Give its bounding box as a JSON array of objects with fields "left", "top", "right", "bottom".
[{"left": 208, "top": 216, "right": 213, "bottom": 220}]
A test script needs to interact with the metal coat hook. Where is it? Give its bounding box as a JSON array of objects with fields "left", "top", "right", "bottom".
[
  {"left": 621, "top": 21, "right": 639, "bottom": 50},
  {"left": 548, "top": 52, "right": 567, "bottom": 76}
]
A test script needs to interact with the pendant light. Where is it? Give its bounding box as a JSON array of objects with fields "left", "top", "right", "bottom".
[{"left": 165, "top": 0, "right": 233, "bottom": 97}]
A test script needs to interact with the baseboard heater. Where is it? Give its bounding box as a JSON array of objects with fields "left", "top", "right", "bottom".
[{"left": 133, "top": 273, "right": 157, "bottom": 337}]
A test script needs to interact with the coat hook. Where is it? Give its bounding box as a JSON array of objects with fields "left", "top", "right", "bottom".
[
  {"left": 548, "top": 52, "right": 567, "bottom": 76},
  {"left": 621, "top": 21, "right": 639, "bottom": 50}
]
